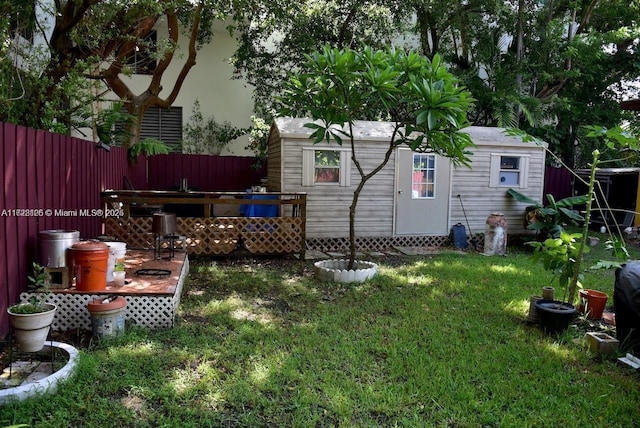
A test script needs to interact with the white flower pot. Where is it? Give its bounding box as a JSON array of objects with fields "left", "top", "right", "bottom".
[{"left": 8, "top": 304, "right": 57, "bottom": 352}]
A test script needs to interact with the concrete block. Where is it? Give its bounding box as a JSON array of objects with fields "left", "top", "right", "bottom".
[{"left": 585, "top": 332, "right": 619, "bottom": 355}]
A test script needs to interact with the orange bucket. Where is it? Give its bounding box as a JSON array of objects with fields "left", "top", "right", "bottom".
[{"left": 70, "top": 241, "right": 109, "bottom": 291}]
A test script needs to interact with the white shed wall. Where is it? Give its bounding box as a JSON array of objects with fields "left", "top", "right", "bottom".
[
  {"left": 449, "top": 127, "right": 546, "bottom": 235},
  {"left": 280, "top": 137, "right": 396, "bottom": 238}
]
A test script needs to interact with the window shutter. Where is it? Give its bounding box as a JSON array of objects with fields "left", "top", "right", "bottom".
[
  {"left": 302, "top": 149, "right": 314, "bottom": 186},
  {"left": 489, "top": 154, "right": 501, "bottom": 188},
  {"left": 340, "top": 150, "right": 351, "bottom": 187},
  {"left": 140, "top": 106, "right": 183, "bottom": 151}
]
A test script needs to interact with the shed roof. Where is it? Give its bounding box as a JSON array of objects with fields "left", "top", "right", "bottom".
[
  {"left": 575, "top": 167, "right": 640, "bottom": 177},
  {"left": 272, "top": 117, "right": 399, "bottom": 142},
  {"left": 271, "top": 117, "right": 545, "bottom": 148}
]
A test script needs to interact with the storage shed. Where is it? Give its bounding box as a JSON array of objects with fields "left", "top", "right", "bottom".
[
  {"left": 573, "top": 167, "right": 640, "bottom": 229},
  {"left": 267, "top": 118, "right": 547, "bottom": 249}
]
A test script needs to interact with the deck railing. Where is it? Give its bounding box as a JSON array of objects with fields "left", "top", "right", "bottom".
[{"left": 101, "top": 191, "right": 307, "bottom": 256}]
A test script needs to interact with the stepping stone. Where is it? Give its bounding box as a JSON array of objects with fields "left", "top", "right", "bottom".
[{"left": 304, "top": 250, "right": 330, "bottom": 260}]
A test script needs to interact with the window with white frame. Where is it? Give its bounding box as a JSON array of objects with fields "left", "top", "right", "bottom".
[
  {"left": 412, "top": 153, "right": 436, "bottom": 198},
  {"left": 490, "top": 153, "right": 529, "bottom": 188},
  {"left": 302, "top": 148, "right": 351, "bottom": 187},
  {"left": 314, "top": 150, "right": 341, "bottom": 183}
]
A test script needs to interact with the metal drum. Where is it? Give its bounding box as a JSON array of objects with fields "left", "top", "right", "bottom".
[{"left": 38, "top": 230, "right": 80, "bottom": 268}]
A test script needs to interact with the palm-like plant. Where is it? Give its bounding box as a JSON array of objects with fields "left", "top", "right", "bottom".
[{"left": 507, "top": 189, "right": 587, "bottom": 239}]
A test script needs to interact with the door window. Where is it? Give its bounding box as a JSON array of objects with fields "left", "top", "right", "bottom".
[{"left": 412, "top": 153, "right": 436, "bottom": 198}]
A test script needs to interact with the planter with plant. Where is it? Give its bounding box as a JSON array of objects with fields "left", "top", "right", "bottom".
[
  {"left": 113, "top": 261, "right": 126, "bottom": 287},
  {"left": 514, "top": 127, "right": 636, "bottom": 333},
  {"left": 7, "top": 262, "right": 57, "bottom": 352},
  {"left": 528, "top": 231, "right": 582, "bottom": 333},
  {"left": 278, "top": 45, "right": 474, "bottom": 282}
]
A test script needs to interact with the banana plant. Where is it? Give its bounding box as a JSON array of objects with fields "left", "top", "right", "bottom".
[{"left": 507, "top": 188, "right": 588, "bottom": 239}]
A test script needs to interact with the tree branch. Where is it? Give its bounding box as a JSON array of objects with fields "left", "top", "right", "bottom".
[{"left": 155, "top": 3, "right": 203, "bottom": 108}]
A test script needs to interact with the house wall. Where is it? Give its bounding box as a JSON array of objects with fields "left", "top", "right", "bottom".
[
  {"left": 84, "top": 19, "right": 255, "bottom": 156},
  {"left": 266, "top": 123, "right": 282, "bottom": 192},
  {"left": 270, "top": 119, "right": 547, "bottom": 239}
]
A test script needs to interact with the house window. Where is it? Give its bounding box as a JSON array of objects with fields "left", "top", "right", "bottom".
[
  {"left": 499, "top": 156, "right": 520, "bottom": 185},
  {"left": 124, "top": 30, "right": 157, "bottom": 75},
  {"left": 412, "top": 153, "right": 436, "bottom": 198},
  {"left": 139, "top": 106, "right": 182, "bottom": 151},
  {"left": 490, "top": 153, "right": 529, "bottom": 188},
  {"left": 302, "top": 148, "right": 351, "bottom": 187}
]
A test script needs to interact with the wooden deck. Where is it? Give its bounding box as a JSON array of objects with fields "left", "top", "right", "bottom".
[{"left": 20, "top": 250, "right": 189, "bottom": 332}]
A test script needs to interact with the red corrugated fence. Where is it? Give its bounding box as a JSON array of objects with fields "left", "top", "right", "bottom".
[
  {"left": 0, "top": 123, "right": 137, "bottom": 335},
  {"left": 147, "top": 153, "right": 266, "bottom": 191}
]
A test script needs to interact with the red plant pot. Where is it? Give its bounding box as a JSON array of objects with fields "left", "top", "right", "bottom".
[{"left": 579, "top": 289, "right": 608, "bottom": 320}]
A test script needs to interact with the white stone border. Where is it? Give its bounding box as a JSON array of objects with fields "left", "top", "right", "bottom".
[
  {"left": 314, "top": 259, "right": 378, "bottom": 283},
  {"left": 0, "top": 341, "right": 79, "bottom": 405}
]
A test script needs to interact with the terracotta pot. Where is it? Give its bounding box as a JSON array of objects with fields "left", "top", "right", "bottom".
[
  {"left": 579, "top": 289, "right": 608, "bottom": 319},
  {"left": 542, "top": 286, "right": 555, "bottom": 300},
  {"left": 527, "top": 296, "right": 543, "bottom": 323}
]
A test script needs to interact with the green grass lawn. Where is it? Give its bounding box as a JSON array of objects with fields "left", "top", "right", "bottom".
[{"left": 2, "top": 239, "right": 640, "bottom": 427}]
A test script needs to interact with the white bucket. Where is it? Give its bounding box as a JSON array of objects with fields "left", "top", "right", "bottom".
[{"left": 106, "top": 242, "right": 127, "bottom": 282}]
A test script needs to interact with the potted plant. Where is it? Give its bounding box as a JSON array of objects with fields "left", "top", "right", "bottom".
[
  {"left": 113, "top": 261, "right": 126, "bottom": 287},
  {"left": 528, "top": 231, "right": 582, "bottom": 333},
  {"left": 520, "top": 127, "right": 636, "bottom": 333},
  {"left": 278, "top": 45, "right": 474, "bottom": 282},
  {"left": 7, "top": 262, "right": 57, "bottom": 352}
]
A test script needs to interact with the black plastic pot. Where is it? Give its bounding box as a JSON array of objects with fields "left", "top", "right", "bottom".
[{"left": 534, "top": 299, "right": 578, "bottom": 334}]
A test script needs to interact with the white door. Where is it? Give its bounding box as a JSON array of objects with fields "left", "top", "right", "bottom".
[{"left": 395, "top": 148, "right": 451, "bottom": 235}]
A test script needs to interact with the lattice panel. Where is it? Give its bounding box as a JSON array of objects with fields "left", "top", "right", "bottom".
[
  {"left": 21, "top": 292, "right": 180, "bottom": 331},
  {"left": 104, "top": 217, "right": 154, "bottom": 249},
  {"left": 178, "top": 218, "right": 239, "bottom": 255},
  {"left": 105, "top": 216, "right": 304, "bottom": 255},
  {"left": 240, "top": 218, "right": 304, "bottom": 254},
  {"left": 307, "top": 235, "right": 457, "bottom": 252}
]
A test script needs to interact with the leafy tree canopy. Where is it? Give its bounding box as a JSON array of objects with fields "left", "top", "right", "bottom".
[
  {"left": 1, "top": 0, "right": 230, "bottom": 147},
  {"left": 233, "top": 0, "right": 640, "bottom": 167},
  {"left": 278, "top": 45, "right": 474, "bottom": 266}
]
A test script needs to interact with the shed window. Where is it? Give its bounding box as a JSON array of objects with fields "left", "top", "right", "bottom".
[
  {"left": 302, "top": 148, "right": 351, "bottom": 187},
  {"left": 314, "top": 150, "right": 340, "bottom": 183},
  {"left": 490, "top": 153, "right": 529, "bottom": 188},
  {"left": 412, "top": 153, "right": 436, "bottom": 198}
]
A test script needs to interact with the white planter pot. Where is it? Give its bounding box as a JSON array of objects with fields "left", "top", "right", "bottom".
[
  {"left": 8, "top": 304, "right": 57, "bottom": 352},
  {"left": 314, "top": 259, "right": 378, "bottom": 283}
]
